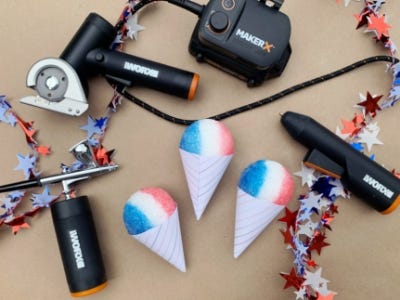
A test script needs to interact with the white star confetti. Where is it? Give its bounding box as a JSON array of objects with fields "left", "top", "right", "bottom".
[
  {"left": 303, "top": 268, "right": 329, "bottom": 292},
  {"left": 357, "top": 126, "right": 383, "bottom": 152},
  {"left": 126, "top": 13, "right": 145, "bottom": 40},
  {"left": 294, "top": 163, "right": 318, "bottom": 187}
]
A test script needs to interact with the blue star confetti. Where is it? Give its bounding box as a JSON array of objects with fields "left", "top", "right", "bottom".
[
  {"left": 31, "top": 186, "right": 59, "bottom": 208},
  {"left": 80, "top": 115, "right": 105, "bottom": 139},
  {"left": 14, "top": 153, "right": 39, "bottom": 179}
]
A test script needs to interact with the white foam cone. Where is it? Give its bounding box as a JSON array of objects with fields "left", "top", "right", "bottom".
[
  {"left": 132, "top": 209, "right": 186, "bottom": 272},
  {"left": 179, "top": 149, "right": 233, "bottom": 220},
  {"left": 234, "top": 188, "right": 284, "bottom": 258}
]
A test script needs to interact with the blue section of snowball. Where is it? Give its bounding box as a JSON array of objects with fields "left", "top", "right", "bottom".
[
  {"left": 179, "top": 121, "right": 201, "bottom": 154},
  {"left": 123, "top": 203, "right": 153, "bottom": 235},
  {"left": 238, "top": 160, "right": 267, "bottom": 198}
]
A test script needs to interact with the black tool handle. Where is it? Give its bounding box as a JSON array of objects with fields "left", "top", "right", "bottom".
[
  {"left": 86, "top": 48, "right": 200, "bottom": 100},
  {"left": 60, "top": 13, "right": 117, "bottom": 79},
  {"left": 0, "top": 178, "right": 41, "bottom": 193},
  {"left": 51, "top": 196, "right": 107, "bottom": 297}
]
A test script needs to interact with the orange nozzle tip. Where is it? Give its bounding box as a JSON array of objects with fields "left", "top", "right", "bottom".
[
  {"left": 187, "top": 73, "right": 200, "bottom": 101},
  {"left": 380, "top": 195, "right": 400, "bottom": 215},
  {"left": 71, "top": 282, "right": 107, "bottom": 297}
]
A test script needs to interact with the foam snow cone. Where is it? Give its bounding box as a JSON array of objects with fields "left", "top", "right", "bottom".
[
  {"left": 179, "top": 119, "right": 234, "bottom": 220},
  {"left": 234, "top": 160, "right": 294, "bottom": 258},
  {"left": 123, "top": 188, "right": 186, "bottom": 272}
]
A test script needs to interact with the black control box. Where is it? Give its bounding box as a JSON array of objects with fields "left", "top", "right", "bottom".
[{"left": 189, "top": 0, "right": 291, "bottom": 87}]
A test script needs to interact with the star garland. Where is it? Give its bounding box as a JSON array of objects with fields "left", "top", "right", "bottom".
[
  {"left": 279, "top": 1, "right": 399, "bottom": 299},
  {"left": 0, "top": 98, "right": 116, "bottom": 234},
  {"left": 0, "top": 95, "right": 56, "bottom": 234}
]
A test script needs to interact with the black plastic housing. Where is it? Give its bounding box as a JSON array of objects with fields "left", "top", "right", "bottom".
[
  {"left": 51, "top": 196, "right": 107, "bottom": 296},
  {"left": 60, "top": 13, "right": 117, "bottom": 79},
  {"left": 60, "top": 13, "right": 199, "bottom": 100},
  {"left": 189, "top": 0, "right": 291, "bottom": 86}
]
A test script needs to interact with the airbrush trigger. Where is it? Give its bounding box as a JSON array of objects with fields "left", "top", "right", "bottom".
[{"left": 20, "top": 57, "right": 89, "bottom": 116}]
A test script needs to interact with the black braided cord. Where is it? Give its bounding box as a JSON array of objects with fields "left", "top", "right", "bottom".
[{"left": 115, "top": 56, "right": 399, "bottom": 126}]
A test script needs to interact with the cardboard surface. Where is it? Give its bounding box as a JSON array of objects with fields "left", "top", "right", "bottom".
[{"left": 0, "top": 1, "right": 399, "bottom": 299}]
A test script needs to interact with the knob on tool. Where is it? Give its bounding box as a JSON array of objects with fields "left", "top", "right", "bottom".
[{"left": 21, "top": 13, "right": 200, "bottom": 116}]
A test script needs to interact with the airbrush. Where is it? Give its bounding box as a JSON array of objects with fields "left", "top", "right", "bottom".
[
  {"left": 20, "top": 13, "right": 200, "bottom": 116},
  {"left": 0, "top": 140, "right": 118, "bottom": 297}
]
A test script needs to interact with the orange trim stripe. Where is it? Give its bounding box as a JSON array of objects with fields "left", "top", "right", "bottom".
[
  {"left": 381, "top": 195, "right": 400, "bottom": 215},
  {"left": 71, "top": 282, "right": 107, "bottom": 297},
  {"left": 187, "top": 73, "right": 200, "bottom": 100},
  {"left": 304, "top": 162, "right": 342, "bottom": 179}
]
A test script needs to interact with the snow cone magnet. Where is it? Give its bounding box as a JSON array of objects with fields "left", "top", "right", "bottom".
[
  {"left": 234, "top": 160, "right": 294, "bottom": 258},
  {"left": 179, "top": 119, "right": 234, "bottom": 220},
  {"left": 123, "top": 188, "right": 186, "bottom": 272}
]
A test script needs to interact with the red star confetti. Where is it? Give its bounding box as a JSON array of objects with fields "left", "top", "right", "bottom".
[
  {"left": 317, "top": 292, "right": 336, "bottom": 300},
  {"left": 34, "top": 145, "right": 51, "bottom": 156},
  {"left": 355, "top": 1, "right": 396, "bottom": 55},
  {"left": 340, "top": 117, "right": 360, "bottom": 136},
  {"left": 308, "top": 233, "right": 330, "bottom": 255},
  {"left": 4, "top": 215, "right": 30, "bottom": 234},
  {"left": 280, "top": 227, "right": 295, "bottom": 248},
  {"left": 94, "top": 146, "right": 115, "bottom": 166},
  {"left": 392, "top": 170, "right": 400, "bottom": 179},
  {"left": 356, "top": 92, "right": 382, "bottom": 117},
  {"left": 281, "top": 267, "right": 305, "bottom": 290},
  {"left": 367, "top": 13, "right": 391, "bottom": 39},
  {"left": 15, "top": 115, "right": 38, "bottom": 145},
  {"left": 278, "top": 207, "right": 299, "bottom": 231}
]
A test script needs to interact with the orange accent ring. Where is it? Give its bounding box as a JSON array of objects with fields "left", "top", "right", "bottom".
[
  {"left": 381, "top": 195, "right": 400, "bottom": 215},
  {"left": 71, "top": 282, "right": 107, "bottom": 297},
  {"left": 303, "top": 162, "right": 342, "bottom": 179},
  {"left": 187, "top": 73, "right": 200, "bottom": 100}
]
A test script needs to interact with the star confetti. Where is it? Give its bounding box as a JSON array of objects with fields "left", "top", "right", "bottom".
[
  {"left": 278, "top": 6, "right": 399, "bottom": 299},
  {"left": 80, "top": 115, "right": 105, "bottom": 139},
  {"left": 4, "top": 215, "right": 30, "bottom": 234},
  {"left": 366, "top": 13, "right": 391, "bottom": 40},
  {"left": 357, "top": 126, "right": 383, "bottom": 152},
  {"left": 355, "top": 1, "right": 396, "bottom": 55},
  {"left": 280, "top": 43, "right": 399, "bottom": 298},
  {"left": 303, "top": 268, "right": 329, "bottom": 293},
  {"left": 31, "top": 185, "right": 59, "bottom": 208},
  {"left": 356, "top": 92, "right": 383, "bottom": 117},
  {"left": 0, "top": 96, "right": 56, "bottom": 232},
  {"left": 278, "top": 207, "right": 299, "bottom": 231},
  {"left": 14, "top": 153, "right": 39, "bottom": 179},
  {"left": 340, "top": 117, "right": 360, "bottom": 136},
  {"left": 295, "top": 163, "right": 318, "bottom": 188},
  {"left": 126, "top": 13, "right": 145, "bottom": 40},
  {"left": 112, "top": 1, "right": 151, "bottom": 50}
]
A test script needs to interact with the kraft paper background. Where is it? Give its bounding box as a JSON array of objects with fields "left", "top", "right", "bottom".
[{"left": 0, "top": 1, "right": 399, "bottom": 299}]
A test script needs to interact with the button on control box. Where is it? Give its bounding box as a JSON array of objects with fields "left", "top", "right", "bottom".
[{"left": 189, "top": 0, "right": 291, "bottom": 87}]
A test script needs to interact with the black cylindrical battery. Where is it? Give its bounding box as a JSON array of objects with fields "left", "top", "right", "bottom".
[
  {"left": 60, "top": 13, "right": 117, "bottom": 79},
  {"left": 51, "top": 196, "right": 107, "bottom": 297}
]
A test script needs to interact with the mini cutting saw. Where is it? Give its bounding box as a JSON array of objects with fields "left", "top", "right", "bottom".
[
  {"left": 20, "top": 13, "right": 199, "bottom": 117},
  {"left": 20, "top": 58, "right": 89, "bottom": 116}
]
